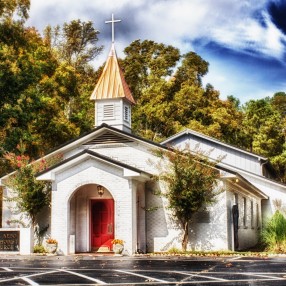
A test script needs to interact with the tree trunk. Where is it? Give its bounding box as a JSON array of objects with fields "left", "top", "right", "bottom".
[{"left": 182, "top": 221, "right": 189, "bottom": 252}]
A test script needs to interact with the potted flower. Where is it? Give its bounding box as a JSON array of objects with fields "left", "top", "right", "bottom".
[
  {"left": 111, "top": 238, "right": 124, "bottom": 255},
  {"left": 46, "top": 238, "right": 58, "bottom": 254}
]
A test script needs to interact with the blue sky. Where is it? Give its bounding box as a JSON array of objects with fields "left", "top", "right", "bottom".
[{"left": 27, "top": 0, "right": 286, "bottom": 104}]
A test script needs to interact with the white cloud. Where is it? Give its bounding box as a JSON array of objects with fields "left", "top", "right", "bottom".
[
  {"left": 26, "top": 0, "right": 286, "bottom": 103},
  {"left": 28, "top": 0, "right": 284, "bottom": 60},
  {"left": 26, "top": 0, "right": 285, "bottom": 58}
]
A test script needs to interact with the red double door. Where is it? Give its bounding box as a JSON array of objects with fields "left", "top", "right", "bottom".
[{"left": 91, "top": 199, "right": 114, "bottom": 251}]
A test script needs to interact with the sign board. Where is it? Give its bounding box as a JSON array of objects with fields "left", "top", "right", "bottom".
[{"left": 0, "top": 231, "right": 20, "bottom": 251}]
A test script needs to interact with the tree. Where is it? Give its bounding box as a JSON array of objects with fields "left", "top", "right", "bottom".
[
  {"left": 122, "top": 39, "right": 180, "bottom": 101},
  {"left": 3, "top": 144, "right": 62, "bottom": 227},
  {"left": 0, "top": 19, "right": 102, "bottom": 173},
  {"left": 156, "top": 145, "right": 222, "bottom": 251},
  {"left": 271, "top": 92, "right": 286, "bottom": 116},
  {"left": 0, "top": 0, "right": 30, "bottom": 23},
  {"left": 121, "top": 40, "right": 243, "bottom": 144},
  {"left": 43, "top": 20, "right": 103, "bottom": 132},
  {"left": 241, "top": 98, "right": 284, "bottom": 156},
  {"left": 44, "top": 20, "right": 103, "bottom": 71}
]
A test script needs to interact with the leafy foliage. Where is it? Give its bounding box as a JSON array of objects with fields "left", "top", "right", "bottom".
[
  {"left": 44, "top": 20, "right": 103, "bottom": 70},
  {"left": 0, "top": 0, "right": 30, "bottom": 23},
  {"left": 0, "top": 17, "right": 102, "bottom": 175},
  {"left": 121, "top": 40, "right": 243, "bottom": 143},
  {"left": 155, "top": 145, "right": 222, "bottom": 251},
  {"left": 261, "top": 211, "right": 286, "bottom": 253},
  {"left": 33, "top": 244, "right": 46, "bottom": 253},
  {"left": 3, "top": 144, "right": 62, "bottom": 227}
]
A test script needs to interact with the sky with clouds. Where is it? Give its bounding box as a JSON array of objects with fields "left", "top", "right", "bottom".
[{"left": 26, "top": 0, "right": 286, "bottom": 104}]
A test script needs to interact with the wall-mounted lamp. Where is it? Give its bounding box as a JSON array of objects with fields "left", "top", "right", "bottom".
[{"left": 97, "top": 185, "right": 104, "bottom": 197}]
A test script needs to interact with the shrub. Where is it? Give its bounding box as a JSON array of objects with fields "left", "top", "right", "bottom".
[
  {"left": 261, "top": 210, "right": 286, "bottom": 253},
  {"left": 167, "top": 247, "right": 183, "bottom": 254},
  {"left": 33, "top": 245, "right": 46, "bottom": 253}
]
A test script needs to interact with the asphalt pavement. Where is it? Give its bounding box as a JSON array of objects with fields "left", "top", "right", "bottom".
[{"left": 0, "top": 254, "right": 286, "bottom": 285}]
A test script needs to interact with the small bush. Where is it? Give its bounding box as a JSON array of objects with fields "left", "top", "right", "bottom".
[
  {"left": 261, "top": 210, "right": 286, "bottom": 253},
  {"left": 33, "top": 245, "right": 46, "bottom": 253},
  {"left": 167, "top": 247, "right": 183, "bottom": 254}
]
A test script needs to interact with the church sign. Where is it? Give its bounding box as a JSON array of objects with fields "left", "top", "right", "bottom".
[{"left": 0, "top": 231, "right": 20, "bottom": 251}]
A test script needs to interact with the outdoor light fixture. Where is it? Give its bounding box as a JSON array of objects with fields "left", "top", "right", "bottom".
[{"left": 97, "top": 185, "right": 104, "bottom": 197}]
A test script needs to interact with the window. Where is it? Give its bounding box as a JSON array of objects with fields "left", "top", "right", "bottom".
[
  {"left": 256, "top": 203, "right": 260, "bottom": 228},
  {"left": 103, "top": 104, "right": 114, "bottom": 119},
  {"left": 251, "top": 200, "right": 254, "bottom": 228},
  {"left": 243, "top": 197, "right": 247, "bottom": 228}
]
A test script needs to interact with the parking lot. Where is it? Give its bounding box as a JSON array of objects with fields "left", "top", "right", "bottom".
[{"left": 1, "top": 255, "right": 286, "bottom": 285}]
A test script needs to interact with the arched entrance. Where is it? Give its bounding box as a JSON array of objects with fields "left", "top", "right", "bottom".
[
  {"left": 69, "top": 184, "right": 115, "bottom": 253},
  {"left": 91, "top": 199, "right": 114, "bottom": 251}
]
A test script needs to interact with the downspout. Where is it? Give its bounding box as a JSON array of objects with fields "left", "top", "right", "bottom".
[{"left": 259, "top": 158, "right": 268, "bottom": 177}]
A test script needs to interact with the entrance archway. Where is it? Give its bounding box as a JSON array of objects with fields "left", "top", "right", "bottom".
[
  {"left": 91, "top": 199, "right": 114, "bottom": 251},
  {"left": 69, "top": 184, "right": 114, "bottom": 253}
]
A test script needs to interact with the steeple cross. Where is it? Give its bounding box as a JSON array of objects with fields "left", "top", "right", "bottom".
[{"left": 105, "top": 13, "right": 121, "bottom": 43}]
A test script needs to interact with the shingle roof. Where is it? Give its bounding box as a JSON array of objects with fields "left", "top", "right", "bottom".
[{"left": 90, "top": 43, "right": 136, "bottom": 105}]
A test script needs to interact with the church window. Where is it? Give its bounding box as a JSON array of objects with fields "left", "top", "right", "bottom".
[
  {"left": 256, "top": 203, "right": 260, "bottom": 228},
  {"left": 250, "top": 200, "right": 254, "bottom": 228},
  {"left": 103, "top": 104, "right": 114, "bottom": 119},
  {"left": 243, "top": 197, "right": 247, "bottom": 228}
]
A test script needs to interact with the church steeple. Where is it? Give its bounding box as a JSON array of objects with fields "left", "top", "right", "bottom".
[{"left": 90, "top": 14, "right": 135, "bottom": 133}]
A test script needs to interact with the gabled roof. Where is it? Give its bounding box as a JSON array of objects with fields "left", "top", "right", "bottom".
[
  {"left": 1, "top": 123, "right": 285, "bottom": 191},
  {"left": 90, "top": 43, "right": 136, "bottom": 105},
  {"left": 44, "top": 123, "right": 165, "bottom": 156},
  {"left": 0, "top": 124, "right": 163, "bottom": 185},
  {"left": 162, "top": 128, "right": 268, "bottom": 161},
  {"left": 36, "top": 149, "right": 152, "bottom": 181},
  {"left": 219, "top": 166, "right": 268, "bottom": 199}
]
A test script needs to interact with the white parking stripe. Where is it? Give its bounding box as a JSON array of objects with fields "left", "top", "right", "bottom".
[
  {"left": 240, "top": 272, "right": 285, "bottom": 280},
  {"left": 0, "top": 270, "right": 59, "bottom": 283},
  {"left": 1, "top": 268, "right": 13, "bottom": 272},
  {"left": 115, "top": 269, "right": 168, "bottom": 283},
  {"left": 176, "top": 271, "right": 229, "bottom": 281},
  {"left": 59, "top": 269, "right": 107, "bottom": 284},
  {"left": 21, "top": 277, "right": 39, "bottom": 286}
]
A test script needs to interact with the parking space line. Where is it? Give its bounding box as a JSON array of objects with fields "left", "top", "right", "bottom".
[
  {"left": 240, "top": 272, "right": 286, "bottom": 280},
  {"left": 115, "top": 269, "right": 168, "bottom": 283},
  {"left": 175, "top": 271, "right": 229, "bottom": 282},
  {"left": 59, "top": 269, "right": 107, "bottom": 284},
  {"left": 1, "top": 268, "right": 13, "bottom": 272},
  {"left": 0, "top": 270, "right": 59, "bottom": 284},
  {"left": 21, "top": 277, "right": 39, "bottom": 286}
]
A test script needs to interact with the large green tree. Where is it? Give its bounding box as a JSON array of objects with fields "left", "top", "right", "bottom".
[
  {"left": 120, "top": 40, "right": 243, "bottom": 144},
  {"left": 43, "top": 20, "right": 103, "bottom": 132},
  {"left": 0, "top": 18, "right": 102, "bottom": 176},
  {"left": 239, "top": 95, "right": 286, "bottom": 182}
]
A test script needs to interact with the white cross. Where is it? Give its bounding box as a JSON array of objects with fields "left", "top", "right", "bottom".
[{"left": 105, "top": 13, "right": 121, "bottom": 43}]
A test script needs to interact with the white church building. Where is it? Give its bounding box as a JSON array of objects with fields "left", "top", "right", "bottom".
[{"left": 1, "top": 17, "right": 286, "bottom": 255}]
